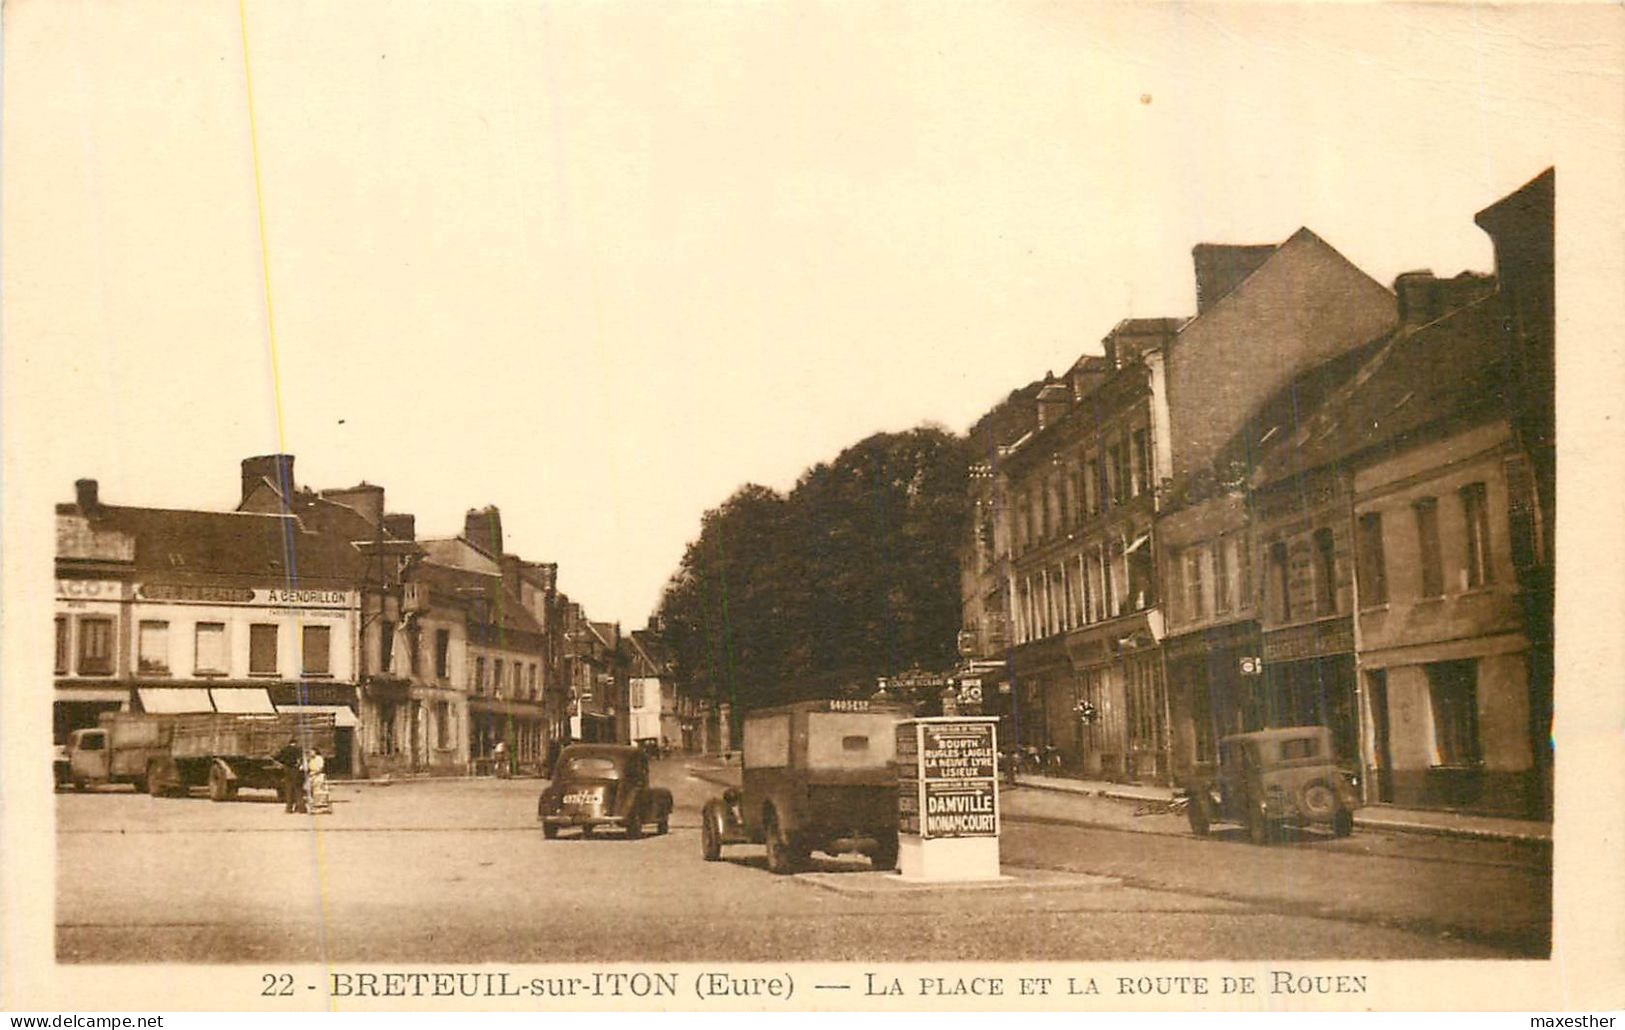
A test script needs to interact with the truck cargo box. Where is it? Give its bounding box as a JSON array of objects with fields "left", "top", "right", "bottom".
[{"left": 169, "top": 713, "right": 335, "bottom": 760}]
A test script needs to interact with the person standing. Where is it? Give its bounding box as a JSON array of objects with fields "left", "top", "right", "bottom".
[
  {"left": 275, "top": 738, "right": 304, "bottom": 814},
  {"left": 492, "top": 739, "right": 508, "bottom": 779}
]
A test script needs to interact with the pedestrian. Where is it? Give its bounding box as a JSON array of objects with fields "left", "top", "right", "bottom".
[
  {"left": 274, "top": 737, "right": 304, "bottom": 814},
  {"left": 306, "top": 750, "right": 330, "bottom": 814},
  {"left": 493, "top": 739, "right": 508, "bottom": 779}
]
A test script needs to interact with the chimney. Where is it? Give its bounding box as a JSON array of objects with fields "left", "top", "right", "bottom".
[
  {"left": 382, "top": 512, "right": 416, "bottom": 541},
  {"left": 1192, "top": 243, "right": 1277, "bottom": 314},
  {"left": 74, "top": 478, "right": 100, "bottom": 513},
  {"left": 464, "top": 506, "right": 504, "bottom": 557},
  {"left": 1394, "top": 270, "right": 1496, "bottom": 329},
  {"left": 320, "top": 482, "right": 386, "bottom": 529},
  {"left": 1035, "top": 381, "right": 1072, "bottom": 430},
  {"left": 241, "top": 454, "right": 295, "bottom": 508}
]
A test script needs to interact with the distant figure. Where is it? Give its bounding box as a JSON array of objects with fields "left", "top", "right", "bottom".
[
  {"left": 493, "top": 740, "right": 508, "bottom": 779},
  {"left": 305, "top": 751, "right": 331, "bottom": 814},
  {"left": 275, "top": 738, "right": 305, "bottom": 814}
]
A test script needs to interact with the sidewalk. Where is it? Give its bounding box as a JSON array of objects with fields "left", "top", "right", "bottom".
[{"left": 1015, "top": 772, "right": 1551, "bottom": 844}]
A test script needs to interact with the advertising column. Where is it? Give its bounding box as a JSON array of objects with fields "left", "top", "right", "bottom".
[{"left": 895, "top": 716, "right": 1001, "bottom": 881}]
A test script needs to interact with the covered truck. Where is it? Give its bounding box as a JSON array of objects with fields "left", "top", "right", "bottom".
[{"left": 66, "top": 711, "right": 335, "bottom": 801}]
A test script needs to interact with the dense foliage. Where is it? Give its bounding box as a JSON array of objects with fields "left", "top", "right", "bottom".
[{"left": 656, "top": 427, "right": 968, "bottom": 716}]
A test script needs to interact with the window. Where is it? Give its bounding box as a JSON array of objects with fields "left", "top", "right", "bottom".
[
  {"left": 435, "top": 701, "right": 451, "bottom": 750},
  {"left": 1505, "top": 455, "right": 1542, "bottom": 570},
  {"left": 302, "top": 625, "right": 331, "bottom": 676},
  {"left": 1082, "top": 551, "right": 1098, "bottom": 623},
  {"left": 1084, "top": 457, "right": 1101, "bottom": 515},
  {"left": 1426, "top": 660, "right": 1481, "bottom": 766},
  {"left": 631, "top": 681, "right": 645, "bottom": 708},
  {"left": 1357, "top": 513, "right": 1388, "bottom": 606},
  {"left": 407, "top": 626, "right": 421, "bottom": 674},
  {"left": 1107, "top": 539, "right": 1125, "bottom": 616},
  {"left": 1107, "top": 441, "right": 1127, "bottom": 505},
  {"left": 1064, "top": 468, "right": 1081, "bottom": 527},
  {"left": 1185, "top": 547, "right": 1207, "bottom": 620},
  {"left": 378, "top": 619, "right": 395, "bottom": 673},
  {"left": 530, "top": 663, "right": 538, "bottom": 697},
  {"left": 1238, "top": 534, "right": 1253, "bottom": 608},
  {"left": 494, "top": 659, "right": 505, "bottom": 697},
  {"left": 1460, "top": 482, "right": 1493, "bottom": 588},
  {"left": 1269, "top": 542, "right": 1291, "bottom": 621},
  {"left": 1414, "top": 498, "right": 1443, "bottom": 598},
  {"left": 193, "top": 622, "right": 226, "bottom": 675},
  {"left": 475, "top": 656, "right": 486, "bottom": 694},
  {"left": 55, "top": 616, "right": 70, "bottom": 675},
  {"left": 75, "top": 616, "right": 114, "bottom": 676},
  {"left": 249, "top": 624, "right": 278, "bottom": 676},
  {"left": 511, "top": 661, "right": 521, "bottom": 694},
  {"left": 1214, "top": 536, "right": 1232, "bottom": 614},
  {"left": 378, "top": 701, "right": 399, "bottom": 755},
  {"left": 1131, "top": 428, "right": 1151, "bottom": 497},
  {"left": 434, "top": 629, "right": 451, "bottom": 679},
  {"left": 1313, "top": 527, "right": 1338, "bottom": 615},
  {"left": 1127, "top": 534, "right": 1154, "bottom": 612}
]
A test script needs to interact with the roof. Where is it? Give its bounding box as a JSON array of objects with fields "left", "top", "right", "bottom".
[
  {"left": 415, "top": 559, "right": 546, "bottom": 636},
  {"left": 1251, "top": 293, "right": 1510, "bottom": 483},
  {"left": 55, "top": 504, "right": 364, "bottom": 584}
]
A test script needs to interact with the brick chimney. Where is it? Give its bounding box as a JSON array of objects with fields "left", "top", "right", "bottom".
[
  {"left": 1393, "top": 270, "right": 1496, "bottom": 329},
  {"left": 74, "top": 478, "right": 100, "bottom": 513},
  {"left": 464, "top": 506, "right": 504, "bottom": 557},
  {"left": 1035, "top": 381, "right": 1072, "bottom": 430},
  {"left": 1192, "top": 243, "right": 1276, "bottom": 314},
  {"left": 321, "top": 482, "right": 385, "bottom": 529},
  {"left": 382, "top": 512, "right": 416, "bottom": 541},
  {"left": 241, "top": 454, "right": 295, "bottom": 508}
]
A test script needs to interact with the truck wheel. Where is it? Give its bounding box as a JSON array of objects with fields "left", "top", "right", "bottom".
[
  {"left": 871, "top": 832, "right": 899, "bottom": 871},
  {"left": 764, "top": 812, "right": 799, "bottom": 875},
  {"left": 701, "top": 807, "right": 722, "bottom": 861},
  {"left": 1186, "top": 795, "right": 1211, "bottom": 837},
  {"left": 207, "top": 764, "right": 229, "bottom": 802},
  {"left": 657, "top": 810, "right": 670, "bottom": 835},
  {"left": 542, "top": 823, "right": 559, "bottom": 840}
]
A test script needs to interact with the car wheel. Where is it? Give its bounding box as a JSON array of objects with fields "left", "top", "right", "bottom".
[
  {"left": 626, "top": 811, "right": 643, "bottom": 840},
  {"left": 701, "top": 808, "right": 722, "bottom": 862},
  {"left": 543, "top": 823, "right": 559, "bottom": 840},
  {"left": 764, "top": 812, "right": 799, "bottom": 875},
  {"left": 657, "top": 813, "right": 670, "bottom": 835},
  {"left": 871, "top": 832, "right": 899, "bottom": 871},
  {"left": 581, "top": 824, "right": 594, "bottom": 839},
  {"left": 1186, "top": 794, "right": 1211, "bottom": 837},
  {"left": 1300, "top": 781, "right": 1338, "bottom": 823},
  {"left": 1332, "top": 809, "right": 1355, "bottom": 838}
]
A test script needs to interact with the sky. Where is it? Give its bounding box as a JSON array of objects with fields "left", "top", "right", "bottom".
[{"left": 6, "top": 1, "right": 1622, "bottom": 626}]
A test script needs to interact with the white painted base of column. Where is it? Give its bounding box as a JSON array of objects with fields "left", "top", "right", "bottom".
[{"left": 896, "top": 834, "right": 1002, "bottom": 882}]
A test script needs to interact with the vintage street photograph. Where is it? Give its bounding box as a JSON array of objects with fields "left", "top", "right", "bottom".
[{"left": 6, "top": 0, "right": 1623, "bottom": 1011}]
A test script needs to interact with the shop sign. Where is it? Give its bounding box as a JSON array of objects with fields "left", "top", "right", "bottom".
[
  {"left": 57, "top": 579, "right": 124, "bottom": 601},
  {"left": 137, "top": 584, "right": 354, "bottom": 608}
]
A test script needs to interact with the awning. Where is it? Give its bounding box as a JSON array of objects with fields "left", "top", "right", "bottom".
[
  {"left": 138, "top": 688, "right": 214, "bottom": 714},
  {"left": 54, "top": 688, "right": 130, "bottom": 704},
  {"left": 275, "top": 704, "right": 358, "bottom": 728},
  {"left": 210, "top": 688, "right": 276, "bottom": 713}
]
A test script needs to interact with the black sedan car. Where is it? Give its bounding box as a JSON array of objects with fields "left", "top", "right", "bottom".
[{"left": 538, "top": 744, "right": 673, "bottom": 840}]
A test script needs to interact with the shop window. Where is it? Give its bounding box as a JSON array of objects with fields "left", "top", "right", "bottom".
[
  {"left": 1357, "top": 513, "right": 1388, "bottom": 606},
  {"left": 1313, "top": 527, "right": 1338, "bottom": 615},
  {"left": 249, "top": 623, "right": 278, "bottom": 676},
  {"left": 302, "top": 625, "right": 331, "bottom": 676},
  {"left": 55, "top": 616, "right": 70, "bottom": 675},
  {"left": 79, "top": 616, "right": 114, "bottom": 676},
  {"left": 1414, "top": 498, "right": 1443, "bottom": 598},
  {"left": 193, "top": 622, "right": 226, "bottom": 676},
  {"left": 434, "top": 629, "right": 451, "bottom": 679},
  {"left": 1460, "top": 482, "right": 1493, "bottom": 588},
  {"left": 435, "top": 701, "right": 452, "bottom": 750},
  {"left": 1426, "top": 659, "right": 1481, "bottom": 766},
  {"left": 378, "top": 619, "right": 395, "bottom": 673}
]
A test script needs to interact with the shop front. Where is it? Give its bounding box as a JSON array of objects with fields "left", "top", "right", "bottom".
[{"left": 1262, "top": 618, "right": 1359, "bottom": 763}]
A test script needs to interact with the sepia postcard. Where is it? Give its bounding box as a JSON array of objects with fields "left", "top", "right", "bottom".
[{"left": 3, "top": 0, "right": 1623, "bottom": 1016}]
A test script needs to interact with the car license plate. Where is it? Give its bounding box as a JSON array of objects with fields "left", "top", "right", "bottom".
[{"left": 563, "top": 790, "right": 598, "bottom": 806}]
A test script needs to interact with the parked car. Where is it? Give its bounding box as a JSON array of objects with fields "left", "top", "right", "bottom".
[
  {"left": 537, "top": 744, "right": 673, "bottom": 840},
  {"left": 1183, "top": 726, "right": 1358, "bottom": 844},
  {"left": 700, "top": 697, "right": 913, "bottom": 874}
]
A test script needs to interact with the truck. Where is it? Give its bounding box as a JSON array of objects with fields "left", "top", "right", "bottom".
[
  {"left": 65, "top": 711, "right": 336, "bottom": 802},
  {"left": 700, "top": 697, "right": 914, "bottom": 874}
]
